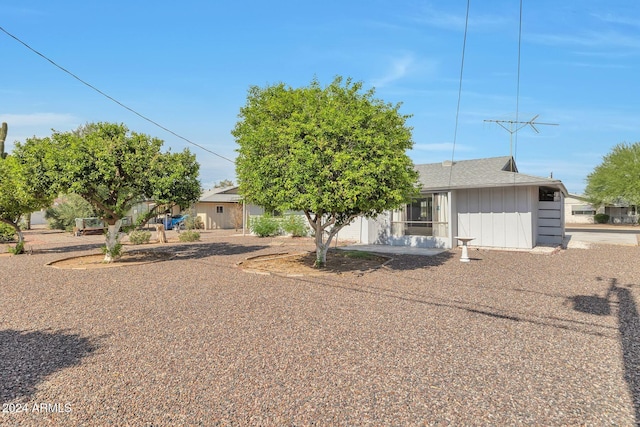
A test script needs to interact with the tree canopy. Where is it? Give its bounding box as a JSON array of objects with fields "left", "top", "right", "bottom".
[
  {"left": 49, "top": 122, "right": 201, "bottom": 261},
  {"left": 0, "top": 137, "right": 57, "bottom": 251},
  {"left": 233, "top": 76, "right": 419, "bottom": 266},
  {"left": 585, "top": 142, "right": 640, "bottom": 206}
]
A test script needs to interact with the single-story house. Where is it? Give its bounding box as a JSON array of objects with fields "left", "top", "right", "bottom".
[
  {"left": 565, "top": 194, "right": 638, "bottom": 225},
  {"left": 598, "top": 201, "right": 638, "bottom": 224},
  {"left": 194, "top": 186, "right": 264, "bottom": 230},
  {"left": 339, "top": 156, "right": 568, "bottom": 249}
]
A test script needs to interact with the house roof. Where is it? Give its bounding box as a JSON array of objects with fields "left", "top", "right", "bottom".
[
  {"left": 199, "top": 186, "right": 242, "bottom": 203},
  {"left": 416, "top": 156, "right": 568, "bottom": 194}
]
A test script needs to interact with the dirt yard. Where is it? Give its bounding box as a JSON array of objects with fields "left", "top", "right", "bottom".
[{"left": 1, "top": 227, "right": 639, "bottom": 425}]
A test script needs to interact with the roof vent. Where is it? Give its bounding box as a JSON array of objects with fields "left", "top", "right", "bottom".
[{"left": 442, "top": 160, "right": 454, "bottom": 167}]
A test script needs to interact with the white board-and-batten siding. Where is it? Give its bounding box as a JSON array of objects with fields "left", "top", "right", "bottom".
[{"left": 455, "top": 187, "right": 535, "bottom": 249}]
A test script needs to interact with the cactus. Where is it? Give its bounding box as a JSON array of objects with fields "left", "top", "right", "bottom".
[{"left": 0, "top": 122, "right": 7, "bottom": 159}]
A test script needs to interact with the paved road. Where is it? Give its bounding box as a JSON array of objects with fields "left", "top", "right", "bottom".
[{"left": 565, "top": 227, "right": 639, "bottom": 247}]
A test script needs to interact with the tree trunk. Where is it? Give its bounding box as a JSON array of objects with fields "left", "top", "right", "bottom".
[
  {"left": 104, "top": 220, "right": 122, "bottom": 263},
  {"left": 314, "top": 220, "right": 328, "bottom": 268},
  {"left": 155, "top": 223, "right": 167, "bottom": 243}
]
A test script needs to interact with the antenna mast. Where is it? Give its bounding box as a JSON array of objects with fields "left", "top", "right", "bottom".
[{"left": 484, "top": 115, "right": 558, "bottom": 171}]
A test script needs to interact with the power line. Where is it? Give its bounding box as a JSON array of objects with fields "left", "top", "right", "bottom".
[
  {"left": 514, "top": 0, "right": 523, "bottom": 167},
  {"left": 448, "top": 0, "right": 471, "bottom": 188},
  {"left": 0, "top": 25, "right": 235, "bottom": 164}
]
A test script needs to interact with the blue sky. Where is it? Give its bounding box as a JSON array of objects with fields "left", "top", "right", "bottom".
[{"left": 2, "top": 1, "right": 639, "bottom": 194}]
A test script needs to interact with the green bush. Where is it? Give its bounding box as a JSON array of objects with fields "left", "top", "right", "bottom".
[
  {"left": 128, "top": 230, "right": 151, "bottom": 245},
  {"left": 46, "top": 194, "right": 96, "bottom": 231},
  {"left": 0, "top": 222, "right": 16, "bottom": 242},
  {"left": 250, "top": 215, "right": 281, "bottom": 237},
  {"left": 7, "top": 241, "right": 25, "bottom": 255},
  {"left": 179, "top": 230, "right": 200, "bottom": 242},
  {"left": 281, "top": 214, "right": 308, "bottom": 237},
  {"left": 594, "top": 213, "right": 609, "bottom": 224},
  {"left": 184, "top": 215, "right": 204, "bottom": 230}
]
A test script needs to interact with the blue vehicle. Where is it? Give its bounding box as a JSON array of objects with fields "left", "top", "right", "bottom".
[{"left": 163, "top": 214, "right": 189, "bottom": 230}]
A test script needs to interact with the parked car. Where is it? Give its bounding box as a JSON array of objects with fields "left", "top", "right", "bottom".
[{"left": 163, "top": 214, "right": 189, "bottom": 230}]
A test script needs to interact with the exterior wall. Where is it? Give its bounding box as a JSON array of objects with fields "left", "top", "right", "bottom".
[
  {"left": 564, "top": 195, "right": 595, "bottom": 224},
  {"left": 29, "top": 209, "right": 47, "bottom": 226},
  {"left": 337, "top": 213, "right": 387, "bottom": 245},
  {"left": 195, "top": 202, "right": 245, "bottom": 230},
  {"left": 195, "top": 202, "right": 270, "bottom": 231},
  {"left": 335, "top": 217, "right": 366, "bottom": 243},
  {"left": 455, "top": 186, "right": 535, "bottom": 249}
]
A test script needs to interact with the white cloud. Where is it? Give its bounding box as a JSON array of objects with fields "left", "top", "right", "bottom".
[
  {"left": 591, "top": 13, "right": 640, "bottom": 28},
  {"left": 371, "top": 54, "right": 415, "bottom": 88},
  {"left": 414, "top": 6, "right": 508, "bottom": 32},
  {"left": 370, "top": 53, "right": 437, "bottom": 88},
  {"left": 527, "top": 30, "right": 640, "bottom": 50}
]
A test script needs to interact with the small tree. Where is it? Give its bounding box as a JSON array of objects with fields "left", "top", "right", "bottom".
[
  {"left": 51, "top": 122, "right": 201, "bottom": 262},
  {"left": 233, "top": 76, "right": 419, "bottom": 266},
  {"left": 585, "top": 142, "right": 640, "bottom": 207},
  {"left": 214, "top": 179, "right": 234, "bottom": 188},
  {"left": 0, "top": 137, "right": 56, "bottom": 253}
]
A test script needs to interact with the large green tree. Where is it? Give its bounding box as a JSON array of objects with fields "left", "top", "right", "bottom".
[
  {"left": 50, "top": 122, "right": 201, "bottom": 261},
  {"left": 0, "top": 137, "right": 57, "bottom": 252},
  {"left": 585, "top": 142, "right": 640, "bottom": 207},
  {"left": 233, "top": 76, "right": 420, "bottom": 267}
]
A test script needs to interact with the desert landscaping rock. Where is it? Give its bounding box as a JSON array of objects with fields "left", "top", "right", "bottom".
[{"left": 1, "top": 227, "right": 639, "bottom": 425}]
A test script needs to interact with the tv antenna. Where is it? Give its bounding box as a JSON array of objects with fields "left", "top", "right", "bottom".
[{"left": 484, "top": 114, "right": 558, "bottom": 171}]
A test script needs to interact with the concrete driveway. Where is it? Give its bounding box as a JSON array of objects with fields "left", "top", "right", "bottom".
[{"left": 565, "top": 226, "right": 639, "bottom": 248}]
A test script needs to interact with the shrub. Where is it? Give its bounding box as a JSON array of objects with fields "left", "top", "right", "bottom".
[
  {"left": 281, "top": 214, "right": 308, "bottom": 237},
  {"left": 7, "top": 241, "right": 25, "bottom": 255},
  {"left": 594, "top": 213, "right": 609, "bottom": 224},
  {"left": 184, "top": 215, "right": 204, "bottom": 230},
  {"left": 179, "top": 230, "right": 200, "bottom": 242},
  {"left": 250, "top": 215, "right": 281, "bottom": 237},
  {"left": 128, "top": 230, "right": 151, "bottom": 245},
  {"left": 0, "top": 222, "right": 16, "bottom": 242},
  {"left": 46, "top": 194, "right": 96, "bottom": 231}
]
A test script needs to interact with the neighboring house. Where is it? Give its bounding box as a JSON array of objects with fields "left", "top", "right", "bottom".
[
  {"left": 564, "top": 194, "right": 596, "bottom": 224},
  {"left": 194, "top": 186, "right": 263, "bottom": 230},
  {"left": 565, "top": 194, "right": 638, "bottom": 225},
  {"left": 340, "top": 156, "right": 568, "bottom": 249},
  {"left": 595, "top": 200, "right": 637, "bottom": 224}
]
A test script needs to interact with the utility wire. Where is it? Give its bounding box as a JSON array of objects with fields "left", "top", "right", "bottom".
[
  {"left": 513, "top": 0, "right": 523, "bottom": 170},
  {"left": 0, "top": 25, "right": 235, "bottom": 164},
  {"left": 448, "top": 0, "right": 471, "bottom": 188}
]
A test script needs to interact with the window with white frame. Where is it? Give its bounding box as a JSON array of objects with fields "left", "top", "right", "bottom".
[
  {"left": 391, "top": 193, "right": 449, "bottom": 238},
  {"left": 216, "top": 206, "right": 223, "bottom": 214},
  {"left": 571, "top": 205, "right": 595, "bottom": 215}
]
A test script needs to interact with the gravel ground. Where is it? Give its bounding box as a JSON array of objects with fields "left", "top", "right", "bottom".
[{"left": 1, "top": 228, "right": 639, "bottom": 426}]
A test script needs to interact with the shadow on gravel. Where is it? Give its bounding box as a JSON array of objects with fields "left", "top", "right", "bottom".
[
  {"left": 380, "top": 251, "right": 455, "bottom": 271},
  {"left": 166, "top": 242, "right": 270, "bottom": 260},
  {"left": 0, "top": 329, "right": 98, "bottom": 402},
  {"left": 33, "top": 243, "right": 103, "bottom": 254},
  {"left": 571, "top": 278, "right": 640, "bottom": 426},
  {"left": 612, "top": 280, "right": 640, "bottom": 427}
]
